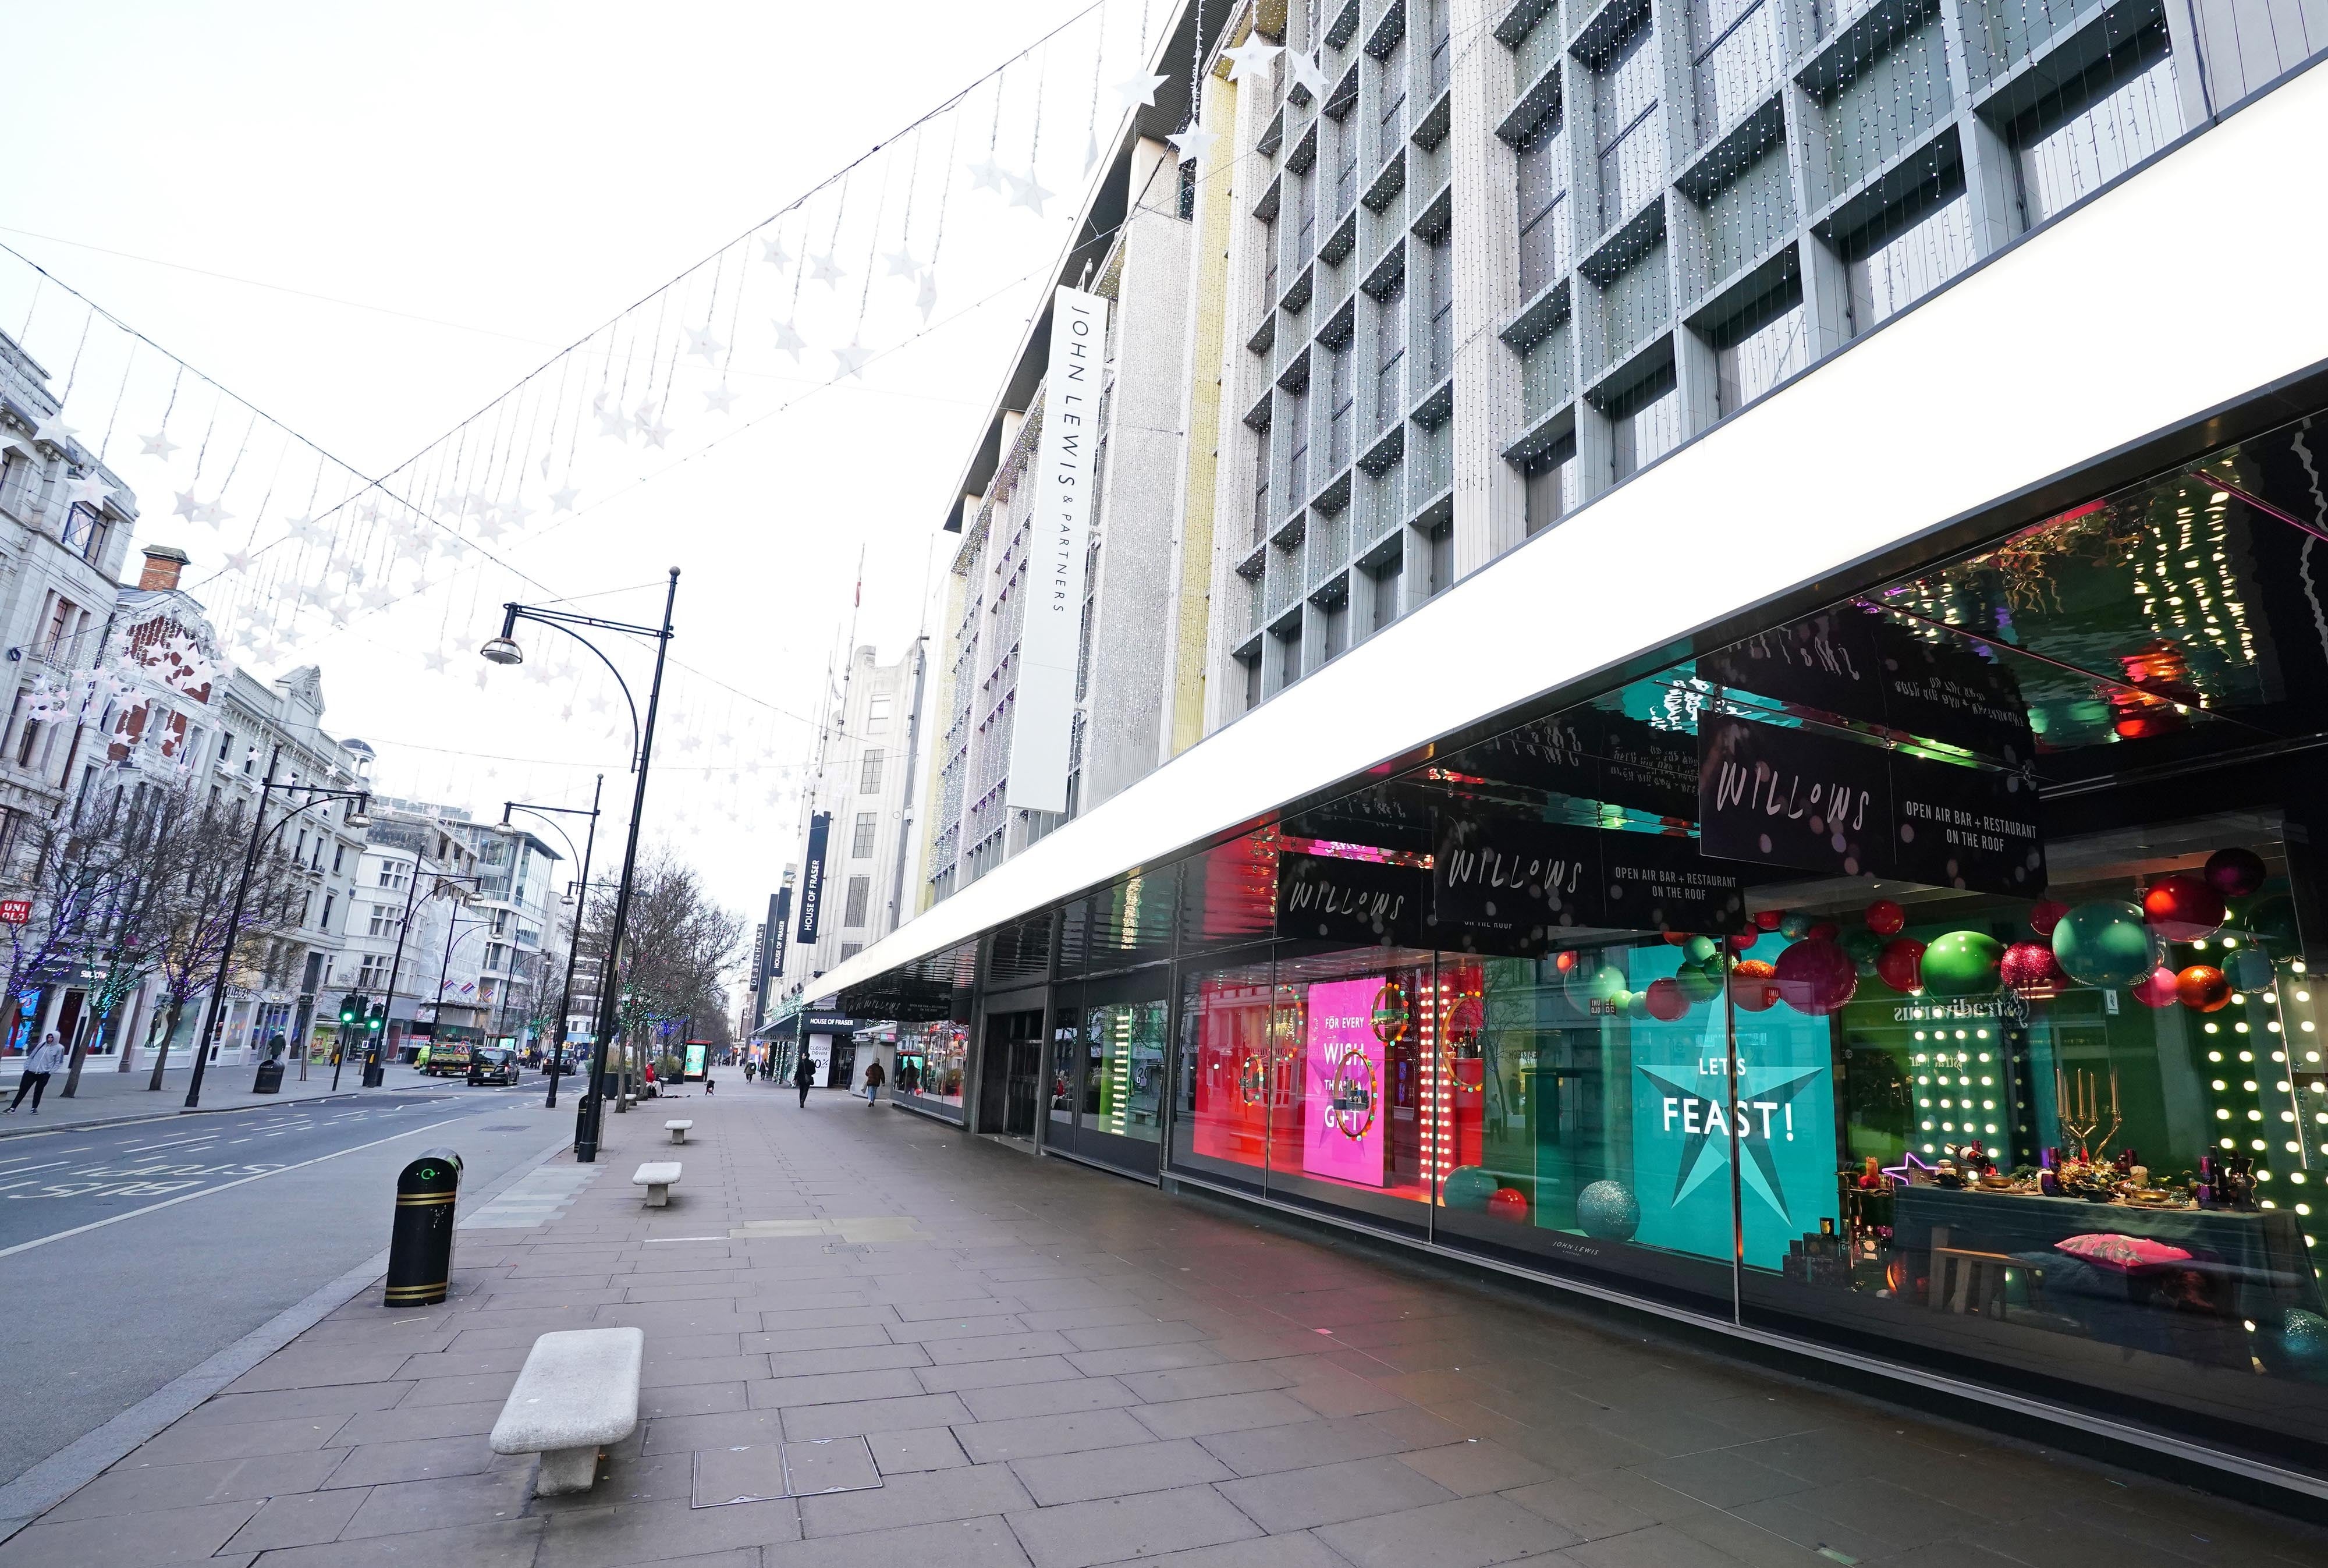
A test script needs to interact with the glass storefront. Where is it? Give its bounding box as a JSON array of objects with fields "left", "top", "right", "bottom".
[
  {"left": 846, "top": 403, "right": 2328, "bottom": 1484},
  {"left": 893, "top": 1019, "right": 968, "bottom": 1114}
]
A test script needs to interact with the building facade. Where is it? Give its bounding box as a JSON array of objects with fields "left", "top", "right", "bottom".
[{"left": 812, "top": 0, "right": 2328, "bottom": 1510}]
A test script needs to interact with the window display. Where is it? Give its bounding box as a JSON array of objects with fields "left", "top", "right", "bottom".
[{"left": 892, "top": 1021, "right": 966, "bottom": 1113}]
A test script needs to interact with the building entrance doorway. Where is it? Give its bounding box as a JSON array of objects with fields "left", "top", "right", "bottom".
[{"left": 977, "top": 1009, "right": 1044, "bottom": 1137}]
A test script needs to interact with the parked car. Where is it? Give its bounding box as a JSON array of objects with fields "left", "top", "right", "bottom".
[
  {"left": 425, "top": 1040, "right": 472, "bottom": 1077},
  {"left": 468, "top": 1046, "right": 520, "bottom": 1085}
]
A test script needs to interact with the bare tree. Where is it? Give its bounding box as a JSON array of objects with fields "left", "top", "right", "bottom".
[
  {"left": 58, "top": 781, "right": 199, "bottom": 1096},
  {"left": 577, "top": 846, "right": 744, "bottom": 1069}
]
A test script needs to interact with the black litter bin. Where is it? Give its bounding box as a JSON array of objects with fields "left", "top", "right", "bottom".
[
  {"left": 385, "top": 1148, "right": 462, "bottom": 1307},
  {"left": 252, "top": 1059, "right": 285, "bottom": 1094}
]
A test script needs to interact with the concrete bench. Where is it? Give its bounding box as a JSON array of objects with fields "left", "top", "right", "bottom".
[
  {"left": 633, "top": 1161, "right": 681, "bottom": 1207},
  {"left": 665, "top": 1119, "right": 693, "bottom": 1145},
  {"left": 488, "top": 1327, "right": 644, "bottom": 1495}
]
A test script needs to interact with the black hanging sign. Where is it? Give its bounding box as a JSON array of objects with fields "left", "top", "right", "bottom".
[
  {"left": 1698, "top": 714, "right": 1889, "bottom": 879},
  {"left": 1595, "top": 712, "right": 1699, "bottom": 821},
  {"left": 1457, "top": 710, "right": 1697, "bottom": 822},
  {"left": 1872, "top": 617, "right": 2034, "bottom": 765},
  {"left": 1433, "top": 816, "right": 1602, "bottom": 956},
  {"left": 1887, "top": 748, "right": 2047, "bottom": 896},
  {"left": 1598, "top": 828, "right": 1748, "bottom": 935},
  {"left": 1276, "top": 852, "right": 1426, "bottom": 948},
  {"left": 1697, "top": 608, "right": 1885, "bottom": 726}
]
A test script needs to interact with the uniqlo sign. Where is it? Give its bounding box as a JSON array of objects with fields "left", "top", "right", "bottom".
[{"left": 0, "top": 899, "right": 30, "bottom": 924}]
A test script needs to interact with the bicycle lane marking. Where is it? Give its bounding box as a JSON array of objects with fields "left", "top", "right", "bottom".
[{"left": 0, "top": 1115, "right": 468, "bottom": 1260}]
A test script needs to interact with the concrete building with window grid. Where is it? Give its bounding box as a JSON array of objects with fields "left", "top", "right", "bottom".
[
  {"left": 811, "top": 0, "right": 2328, "bottom": 1513},
  {"left": 337, "top": 797, "right": 486, "bottom": 1062}
]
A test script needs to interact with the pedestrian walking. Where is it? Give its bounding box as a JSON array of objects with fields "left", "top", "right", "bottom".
[
  {"left": 863, "top": 1058, "right": 885, "bottom": 1109},
  {"left": 704, "top": 1071, "right": 716, "bottom": 1096},
  {"left": 7, "top": 1032, "right": 66, "bottom": 1113},
  {"left": 793, "top": 1051, "right": 814, "bottom": 1107},
  {"left": 743, "top": 1059, "right": 755, "bottom": 1084}
]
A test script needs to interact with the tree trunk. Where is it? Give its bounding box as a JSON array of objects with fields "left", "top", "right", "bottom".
[
  {"left": 58, "top": 1009, "right": 98, "bottom": 1098},
  {"left": 146, "top": 996, "right": 184, "bottom": 1090}
]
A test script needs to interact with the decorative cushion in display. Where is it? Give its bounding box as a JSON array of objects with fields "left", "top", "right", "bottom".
[
  {"left": 2141, "top": 873, "right": 2227, "bottom": 941},
  {"left": 1875, "top": 938, "right": 1926, "bottom": 994},
  {"left": 1486, "top": 1186, "right": 1529, "bottom": 1223},
  {"left": 2176, "top": 964, "right": 2233, "bottom": 1013},
  {"left": 1442, "top": 1165, "right": 1497, "bottom": 1213},
  {"left": 2226, "top": 947, "right": 2276, "bottom": 995},
  {"left": 1774, "top": 938, "right": 1857, "bottom": 1015},
  {"left": 1921, "top": 931, "right": 2003, "bottom": 998},
  {"left": 2205, "top": 845, "right": 2267, "bottom": 899},
  {"left": 1576, "top": 1179, "right": 1639, "bottom": 1240},
  {"left": 2053, "top": 1233, "right": 2194, "bottom": 1273},
  {"left": 2052, "top": 900, "right": 2157, "bottom": 988}
]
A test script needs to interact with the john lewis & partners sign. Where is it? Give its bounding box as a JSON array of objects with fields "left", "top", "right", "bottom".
[{"left": 1006, "top": 286, "right": 1109, "bottom": 814}]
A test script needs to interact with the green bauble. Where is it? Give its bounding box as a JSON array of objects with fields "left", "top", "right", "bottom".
[
  {"left": 1842, "top": 928, "right": 1886, "bottom": 975},
  {"left": 2247, "top": 893, "right": 2302, "bottom": 952},
  {"left": 2052, "top": 900, "right": 2155, "bottom": 988},
  {"left": 1567, "top": 964, "right": 1626, "bottom": 1014},
  {"left": 1683, "top": 935, "right": 1720, "bottom": 966},
  {"left": 1576, "top": 1179, "right": 1640, "bottom": 1240},
  {"left": 2226, "top": 947, "right": 2276, "bottom": 995},
  {"left": 1624, "top": 990, "right": 1652, "bottom": 1019},
  {"left": 1921, "top": 931, "right": 2004, "bottom": 998},
  {"left": 2262, "top": 1307, "right": 2328, "bottom": 1382},
  {"left": 1676, "top": 964, "right": 1723, "bottom": 1005},
  {"left": 1442, "top": 1166, "right": 1497, "bottom": 1213}
]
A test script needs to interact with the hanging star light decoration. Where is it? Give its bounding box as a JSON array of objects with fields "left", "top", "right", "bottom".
[
  {"left": 359, "top": 583, "right": 395, "bottom": 613},
  {"left": 421, "top": 648, "right": 449, "bottom": 673},
  {"left": 597, "top": 404, "right": 633, "bottom": 439},
  {"left": 283, "top": 513, "right": 325, "bottom": 544},
  {"left": 832, "top": 340, "right": 872, "bottom": 380},
  {"left": 808, "top": 252, "right": 845, "bottom": 286},
  {"left": 475, "top": 513, "right": 509, "bottom": 542},
  {"left": 65, "top": 471, "right": 112, "bottom": 512},
  {"left": 223, "top": 548, "right": 253, "bottom": 573},
  {"left": 702, "top": 384, "right": 738, "bottom": 414},
  {"left": 760, "top": 234, "right": 793, "bottom": 269},
  {"left": 1007, "top": 170, "right": 1055, "bottom": 216},
  {"left": 1112, "top": 71, "right": 1168, "bottom": 113},
  {"left": 1169, "top": 122, "right": 1219, "bottom": 166},
  {"left": 1287, "top": 49, "right": 1329, "bottom": 102},
  {"left": 194, "top": 499, "right": 232, "bottom": 526},
  {"left": 772, "top": 318, "right": 807, "bottom": 360},
  {"left": 173, "top": 488, "right": 201, "bottom": 521},
  {"left": 641, "top": 414, "right": 675, "bottom": 449},
  {"left": 1222, "top": 36, "right": 1283, "bottom": 82},
  {"left": 915, "top": 270, "right": 938, "bottom": 322},
  {"left": 967, "top": 155, "right": 1007, "bottom": 193},
  {"left": 31, "top": 416, "right": 78, "bottom": 452},
  {"left": 883, "top": 245, "right": 920, "bottom": 279},
  {"left": 550, "top": 486, "right": 580, "bottom": 513},
  {"left": 139, "top": 430, "right": 179, "bottom": 460},
  {"left": 501, "top": 499, "right": 534, "bottom": 529},
  {"left": 684, "top": 325, "right": 725, "bottom": 362}
]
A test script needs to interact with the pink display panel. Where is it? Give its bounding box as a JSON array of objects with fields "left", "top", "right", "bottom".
[{"left": 1303, "top": 977, "right": 1388, "bottom": 1187}]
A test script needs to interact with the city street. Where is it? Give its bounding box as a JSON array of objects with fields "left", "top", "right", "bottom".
[{"left": 0, "top": 1077, "right": 573, "bottom": 1496}]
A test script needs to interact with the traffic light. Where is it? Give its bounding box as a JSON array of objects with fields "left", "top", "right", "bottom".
[
  {"left": 365, "top": 1005, "right": 386, "bottom": 1036},
  {"left": 338, "top": 992, "right": 365, "bottom": 1027}
]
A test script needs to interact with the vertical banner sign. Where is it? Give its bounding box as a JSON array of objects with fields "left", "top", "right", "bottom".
[
  {"left": 796, "top": 815, "right": 831, "bottom": 944},
  {"left": 1006, "top": 286, "right": 1110, "bottom": 813},
  {"left": 769, "top": 885, "right": 793, "bottom": 980}
]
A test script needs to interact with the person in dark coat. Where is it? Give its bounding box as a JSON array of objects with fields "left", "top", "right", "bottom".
[{"left": 793, "top": 1050, "right": 815, "bottom": 1106}]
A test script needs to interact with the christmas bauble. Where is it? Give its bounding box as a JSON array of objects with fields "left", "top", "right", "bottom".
[
  {"left": 2226, "top": 947, "right": 2276, "bottom": 995},
  {"left": 1875, "top": 937, "right": 1926, "bottom": 994},
  {"left": 2206, "top": 845, "right": 2268, "bottom": 899},
  {"left": 1576, "top": 1179, "right": 1639, "bottom": 1240},
  {"left": 1754, "top": 909, "right": 1784, "bottom": 931},
  {"left": 1569, "top": 965, "right": 1626, "bottom": 1014},
  {"left": 2176, "top": 964, "right": 2232, "bottom": 1012},
  {"left": 2142, "top": 874, "right": 2226, "bottom": 942},
  {"left": 1727, "top": 930, "right": 1762, "bottom": 953},
  {"left": 1865, "top": 898, "right": 1905, "bottom": 936},
  {"left": 1441, "top": 1165, "right": 1497, "bottom": 1212},
  {"left": 2278, "top": 1307, "right": 2328, "bottom": 1372},
  {"left": 1843, "top": 928, "right": 1886, "bottom": 975},
  {"left": 1729, "top": 959, "right": 1778, "bottom": 1012},
  {"left": 1675, "top": 964, "right": 1723, "bottom": 1005},
  {"left": 1774, "top": 938, "right": 1858, "bottom": 1016},
  {"left": 2029, "top": 899, "right": 2070, "bottom": 937},
  {"left": 1921, "top": 931, "right": 2003, "bottom": 998},
  {"left": 2131, "top": 965, "right": 2180, "bottom": 1008},
  {"left": 1779, "top": 912, "right": 1814, "bottom": 940},
  {"left": 2053, "top": 901, "right": 2156, "bottom": 988},
  {"left": 1999, "top": 940, "right": 2065, "bottom": 995},
  {"left": 1683, "top": 935, "right": 1719, "bottom": 966},
  {"left": 1486, "top": 1186, "right": 1529, "bottom": 1223},
  {"left": 1624, "top": 989, "right": 1652, "bottom": 1019},
  {"left": 2247, "top": 893, "right": 2302, "bottom": 951},
  {"left": 1643, "top": 977, "right": 1690, "bottom": 1021}
]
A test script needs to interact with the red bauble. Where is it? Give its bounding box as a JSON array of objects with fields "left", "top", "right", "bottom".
[
  {"left": 1754, "top": 909, "right": 1784, "bottom": 931},
  {"left": 2142, "top": 874, "right": 2227, "bottom": 942},
  {"left": 1727, "top": 930, "right": 1762, "bottom": 953},
  {"left": 1773, "top": 938, "right": 1858, "bottom": 1016},
  {"left": 2176, "top": 964, "right": 2233, "bottom": 1013},
  {"left": 1486, "top": 1186, "right": 1529, "bottom": 1222},
  {"left": 1806, "top": 920, "right": 1840, "bottom": 942},
  {"left": 1865, "top": 899, "right": 1906, "bottom": 936},
  {"left": 2131, "top": 966, "right": 2181, "bottom": 1008},
  {"left": 2206, "top": 846, "right": 2267, "bottom": 899},
  {"left": 1998, "top": 940, "right": 2066, "bottom": 996},
  {"left": 2029, "top": 899, "right": 2070, "bottom": 937},
  {"left": 1729, "top": 959, "right": 1779, "bottom": 1012},
  {"left": 1874, "top": 938, "right": 1926, "bottom": 994},
  {"left": 1642, "top": 977, "right": 1690, "bottom": 1021}
]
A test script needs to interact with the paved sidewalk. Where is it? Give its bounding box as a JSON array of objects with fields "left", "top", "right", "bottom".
[
  {"left": 0, "top": 1062, "right": 452, "bottom": 1136},
  {"left": 4, "top": 1089, "right": 2322, "bottom": 1568}
]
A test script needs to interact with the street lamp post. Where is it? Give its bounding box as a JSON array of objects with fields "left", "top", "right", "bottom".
[
  {"left": 433, "top": 909, "right": 489, "bottom": 1043},
  {"left": 348, "top": 868, "right": 484, "bottom": 1088},
  {"left": 481, "top": 567, "right": 676, "bottom": 1163},
  {"left": 496, "top": 776, "right": 602, "bottom": 1109},
  {"left": 186, "top": 746, "right": 371, "bottom": 1109}
]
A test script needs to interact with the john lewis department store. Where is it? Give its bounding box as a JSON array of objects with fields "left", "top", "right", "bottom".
[{"left": 828, "top": 38, "right": 2328, "bottom": 1517}]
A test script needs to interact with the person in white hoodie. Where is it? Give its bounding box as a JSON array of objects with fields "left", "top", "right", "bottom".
[{"left": 8, "top": 1031, "right": 66, "bottom": 1113}]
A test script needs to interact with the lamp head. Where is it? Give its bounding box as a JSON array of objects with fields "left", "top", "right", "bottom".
[
  {"left": 343, "top": 794, "right": 371, "bottom": 830},
  {"left": 480, "top": 637, "right": 523, "bottom": 666}
]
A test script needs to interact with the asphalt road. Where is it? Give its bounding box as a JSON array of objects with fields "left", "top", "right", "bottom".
[{"left": 0, "top": 1077, "right": 574, "bottom": 1489}]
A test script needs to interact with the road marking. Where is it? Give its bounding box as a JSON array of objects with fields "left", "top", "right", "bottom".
[
  {"left": 0, "top": 1116, "right": 467, "bottom": 1260},
  {"left": 0, "top": 1158, "right": 68, "bottom": 1176},
  {"left": 227, "top": 1138, "right": 251, "bottom": 1144}
]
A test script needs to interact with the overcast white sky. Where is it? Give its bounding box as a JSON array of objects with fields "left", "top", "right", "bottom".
[{"left": 0, "top": 0, "right": 1133, "bottom": 933}]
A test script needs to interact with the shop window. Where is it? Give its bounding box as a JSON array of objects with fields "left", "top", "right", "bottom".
[
  {"left": 1606, "top": 361, "right": 1682, "bottom": 481},
  {"left": 1081, "top": 998, "right": 1166, "bottom": 1146},
  {"left": 1709, "top": 280, "right": 1808, "bottom": 417},
  {"left": 895, "top": 1020, "right": 968, "bottom": 1109},
  {"left": 1524, "top": 436, "right": 1577, "bottom": 536},
  {"left": 1844, "top": 185, "right": 1975, "bottom": 337}
]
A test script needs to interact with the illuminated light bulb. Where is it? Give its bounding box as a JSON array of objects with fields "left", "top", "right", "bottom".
[
  {"left": 2217, "top": 1108, "right": 2233, "bottom": 1120},
  {"left": 2209, "top": 1051, "right": 2224, "bottom": 1062},
  {"left": 2213, "top": 1080, "right": 2228, "bottom": 1091}
]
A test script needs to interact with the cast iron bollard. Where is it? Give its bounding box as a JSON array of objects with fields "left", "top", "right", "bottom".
[{"left": 385, "top": 1148, "right": 462, "bottom": 1307}]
